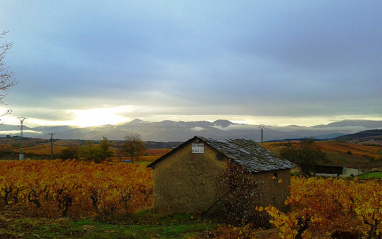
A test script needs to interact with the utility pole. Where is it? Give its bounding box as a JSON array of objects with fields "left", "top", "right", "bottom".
[
  {"left": 19, "top": 117, "right": 27, "bottom": 160},
  {"left": 49, "top": 133, "right": 56, "bottom": 160}
]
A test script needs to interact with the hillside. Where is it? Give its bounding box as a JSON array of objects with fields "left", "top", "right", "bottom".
[
  {"left": 264, "top": 140, "right": 382, "bottom": 168},
  {"left": 334, "top": 129, "right": 382, "bottom": 143}
]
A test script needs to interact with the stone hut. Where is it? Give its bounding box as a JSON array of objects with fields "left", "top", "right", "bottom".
[{"left": 147, "top": 136, "right": 294, "bottom": 214}]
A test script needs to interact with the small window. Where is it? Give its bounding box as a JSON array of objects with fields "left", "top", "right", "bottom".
[{"left": 216, "top": 152, "right": 223, "bottom": 161}]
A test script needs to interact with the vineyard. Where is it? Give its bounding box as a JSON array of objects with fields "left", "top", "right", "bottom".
[
  {"left": 1, "top": 138, "right": 382, "bottom": 238},
  {"left": 264, "top": 140, "right": 382, "bottom": 167},
  {"left": 0, "top": 160, "right": 152, "bottom": 218},
  {"left": 262, "top": 177, "right": 382, "bottom": 238},
  {"left": 2, "top": 161, "right": 382, "bottom": 238},
  {"left": 211, "top": 177, "right": 382, "bottom": 238}
]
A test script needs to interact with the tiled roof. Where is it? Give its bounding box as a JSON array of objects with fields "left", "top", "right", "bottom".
[
  {"left": 148, "top": 136, "right": 294, "bottom": 172},
  {"left": 199, "top": 137, "right": 294, "bottom": 173}
]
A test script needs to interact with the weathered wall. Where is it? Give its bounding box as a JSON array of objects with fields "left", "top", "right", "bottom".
[
  {"left": 152, "top": 140, "right": 291, "bottom": 214},
  {"left": 251, "top": 169, "right": 291, "bottom": 211},
  {"left": 152, "top": 141, "right": 228, "bottom": 214}
]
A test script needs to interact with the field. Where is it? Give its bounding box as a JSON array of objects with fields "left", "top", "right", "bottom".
[
  {"left": 1, "top": 137, "right": 381, "bottom": 164},
  {"left": 263, "top": 140, "right": 382, "bottom": 167},
  {"left": 0, "top": 160, "right": 217, "bottom": 238},
  {"left": 2, "top": 162, "right": 382, "bottom": 238},
  {"left": 1, "top": 139, "right": 382, "bottom": 238},
  {"left": 0, "top": 138, "right": 172, "bottom": 162}
]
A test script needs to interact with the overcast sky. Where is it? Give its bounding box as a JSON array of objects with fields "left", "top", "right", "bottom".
[{"left": 1, "top": 1, "right": 381, "bottom": 128}]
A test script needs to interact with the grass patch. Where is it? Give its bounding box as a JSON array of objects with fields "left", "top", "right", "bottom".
[
  {"left": 358, "top": 171, "right": 382, "bottom": 179},
  {"left": 0, "top": 211, "right": 216, "bottom": 239}
]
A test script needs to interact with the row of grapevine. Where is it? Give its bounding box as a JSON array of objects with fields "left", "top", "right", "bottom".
[
  {"left": 259, "top": 177, "right": 382, "bottom": 238},
  {"left": 0, "top": 160, "right": 152, "bottom": 218}
]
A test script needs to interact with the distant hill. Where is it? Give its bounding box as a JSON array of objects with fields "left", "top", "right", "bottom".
[
  {"left": 1, "top": 119, "right": 382, "bottom": 142},
  {"left": 313, "top": 120, "right": 382, "bottom": 129},
  {"left": 334, "top": 129, "right": 382, "bottom": 143}
]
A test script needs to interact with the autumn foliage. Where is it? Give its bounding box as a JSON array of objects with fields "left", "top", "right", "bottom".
[
  {"left": 257, "top": 177, "right": 382, "bottom": 238},
  {"left": 208, "top": 176, "right": 382, "bottom": 238},
  {"left": 0, "top": 160, "right": 152, "bottom": 219},
  {"left": 4, "top": 160, "right": 382, "bottom": 238}
]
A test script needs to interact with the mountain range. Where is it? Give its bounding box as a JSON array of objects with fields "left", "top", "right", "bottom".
[{"left": 1, "top": 119, "right": 382, "bottom": 142}]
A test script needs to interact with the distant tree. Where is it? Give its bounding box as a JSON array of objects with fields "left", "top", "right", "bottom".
[
  {"left": 280, "top": 138, "right": 327, "bottom": 176},
  {"left": 59, "top": 146, "right": 79, "bottom": 160},
  {"left": 0, "top": 30, "right": 17, "bottom": 116},
  {"left": 78, "top": 141, "right": 102, "bottom": 162},
  {"left": 99, "top": 136, "right": 113, "bottom": 161},
  {"left": 77, "top": 137, "right": 113, "bottom": 163},
  {"left": 121, "top": 133, "right": 146, "bottom": 163}
]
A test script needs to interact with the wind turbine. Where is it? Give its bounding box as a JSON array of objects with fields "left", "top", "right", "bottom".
[
  {"left": 18, "top": 117, "right": 27, "bottom": 160},
  {"left": 256, "top": 124, "right": 270, "bottom": 145}
]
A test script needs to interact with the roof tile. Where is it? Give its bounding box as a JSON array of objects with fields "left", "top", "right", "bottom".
[{"left": 199, "top": 137, "right": 294, "bottom": 173}]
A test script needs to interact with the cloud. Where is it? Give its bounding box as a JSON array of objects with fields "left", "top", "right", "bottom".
[
  {"left": 190, "top": 127, "right": 204, "bottom": 132},
  {"left": 0, "top": 1, "right": 381, "bottom": 128}
]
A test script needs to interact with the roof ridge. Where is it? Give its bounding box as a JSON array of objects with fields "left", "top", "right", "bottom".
[{"left": 200, "top": 137, "right": 294, "bottom": 173}]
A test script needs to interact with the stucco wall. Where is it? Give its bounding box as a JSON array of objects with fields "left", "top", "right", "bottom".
[
  {"left": 251, "top": 169, "right": 291, "bottom": 210},
  {"left": 152, "top": 141, "right": 228, "bottom": 214},
  {"left": 152, "top": 140, "right": 291, "bottom": 214}
]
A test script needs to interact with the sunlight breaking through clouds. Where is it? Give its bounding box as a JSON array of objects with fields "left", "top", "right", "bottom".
[{"left": 66, "top": 106, "right": 134, "bottom": 127}]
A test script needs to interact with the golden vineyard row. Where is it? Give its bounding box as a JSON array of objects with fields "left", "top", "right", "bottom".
[{"left": 0, "top": 160, "right": 152, "bottom": 218}]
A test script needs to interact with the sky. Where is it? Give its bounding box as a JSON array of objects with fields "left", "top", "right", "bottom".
[{"left": 0, "top": 1, "right": 381, "bottom": 128}]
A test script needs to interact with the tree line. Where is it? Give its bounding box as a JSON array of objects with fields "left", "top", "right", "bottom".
[{"left": 59, "top": 133, "right": 146, "bottom": 163}]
